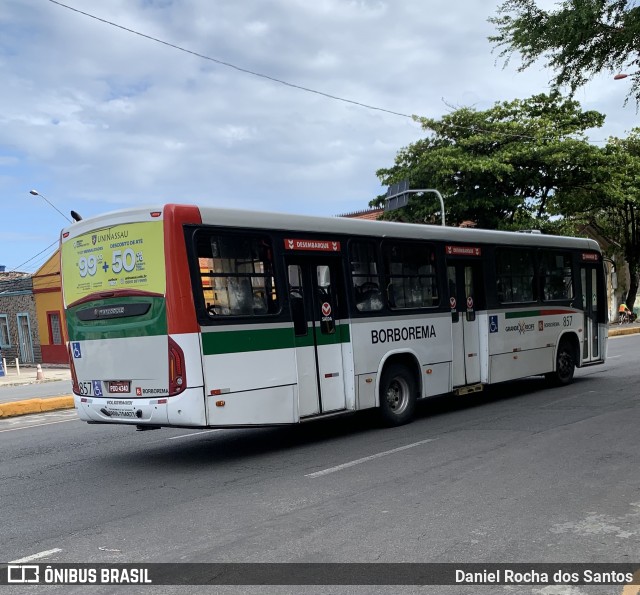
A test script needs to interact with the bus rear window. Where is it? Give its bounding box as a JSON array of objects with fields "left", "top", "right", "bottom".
[{"left": 195, "top": 232, "right": 279, "bottom": 317}]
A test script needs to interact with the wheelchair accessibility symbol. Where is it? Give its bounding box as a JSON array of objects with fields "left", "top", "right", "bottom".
[
  {"left": 489, "top": 315, "right": 499, "bottom": 334},
  {"left": 72, "top": 342, "right": 82, "bottom": 358}
]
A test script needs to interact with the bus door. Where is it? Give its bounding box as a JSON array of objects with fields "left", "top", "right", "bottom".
[
  {"left": 286, "top": 257, "right": 347, "bottom": 417},
  {"left": 447, "top": 258, "right": 484, "bottom": 387},
  {"left": 580, "top": 262, "right": 602, "bottom": 362}
]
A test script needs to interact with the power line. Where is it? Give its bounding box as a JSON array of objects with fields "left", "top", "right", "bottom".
[
  {"left": 48, "top": 0, "right": 413, "bottom": 119},
  {"left": 7, "top": 239, "right": 59, "bottom": 274},
  {"left": 48, "top": 0, "right": 609, "bottom": 145}
]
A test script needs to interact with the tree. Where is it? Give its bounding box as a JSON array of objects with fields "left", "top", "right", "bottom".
[
  {"left": 553, "top": 129, "right": 640, "bottom": 309},
  {"left": 489, "top": 0, "right": 640, "bottom": 106},
  {"left": 372, "top": 93, "right": 604, "bottom": 231}
]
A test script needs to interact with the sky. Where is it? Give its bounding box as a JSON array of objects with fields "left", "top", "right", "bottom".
[{"left": 0, "top": 0, "right": 638, "bottom": 273}]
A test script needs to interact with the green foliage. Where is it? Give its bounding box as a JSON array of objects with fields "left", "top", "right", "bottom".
[
  {"left": 373, "top": 93, "right": 604, "bottom": 231},
  {"left": 556, "top": 128, "right": 640, "bottom": 305},
  {"left": 490, "top": 0, "right": 640, "bottom": 106}
]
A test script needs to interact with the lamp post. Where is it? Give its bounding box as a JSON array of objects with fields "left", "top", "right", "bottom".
[
  {"left": 384, "top": 181, "right": 446, "bottom": 226},
  {"left": 29, "top": 190, "right": 72, "bottom": 223}
]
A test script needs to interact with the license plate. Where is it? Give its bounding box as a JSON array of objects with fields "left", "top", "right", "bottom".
[
  {"left": 106, "top": 409, "right": 137, "bottom": 418},
  {"left": 108, "top": 381, "right": 131, "bottom": 393}
]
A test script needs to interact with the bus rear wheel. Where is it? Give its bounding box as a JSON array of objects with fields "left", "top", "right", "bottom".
[
  {"left": 379, "top": 364, "right": 417, "bottom": 426},
  {"left": 547, "top": 340, "right": 575, "bottom": 386}
]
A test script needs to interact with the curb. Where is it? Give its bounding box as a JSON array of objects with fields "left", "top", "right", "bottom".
[
  {"left": 608, "top": 326, "right": 640, "bottom": 337},
  {"left": 0, "top": 396, "right": 75, "bottom": 419}
]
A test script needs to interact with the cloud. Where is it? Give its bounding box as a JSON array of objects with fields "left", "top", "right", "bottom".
[{"left": 0, "top": 0, "right": 637, "bottom": 270}]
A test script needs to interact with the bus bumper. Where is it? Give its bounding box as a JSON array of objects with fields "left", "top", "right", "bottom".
[
  {"left": 74, "top": 386, "right": 207, "bottom": 427},
  {"left": 75, "top": 394, "right": 170, "bottom": 425}
]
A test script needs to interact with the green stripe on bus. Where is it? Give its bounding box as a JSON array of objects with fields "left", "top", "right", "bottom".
[
  {"left": 201, "top": 323, "right": 351, "bottom": 355},
  {"left": 66, "top": 297, "right": 168, "bottom": 341},
  {"left": 504, "top": 308, "right": 576, "bottom": 319}
]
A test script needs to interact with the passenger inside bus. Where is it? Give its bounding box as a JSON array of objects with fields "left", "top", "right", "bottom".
[{"left": 355, "top": 281, "right": 382, "bottom": 311}]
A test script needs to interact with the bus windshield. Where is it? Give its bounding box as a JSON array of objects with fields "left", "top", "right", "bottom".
[{"left": 61, "top": 220, "right": 165, "bottom": 307}]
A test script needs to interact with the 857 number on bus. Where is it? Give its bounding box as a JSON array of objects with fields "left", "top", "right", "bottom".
[{"left": 78, "top": 381, "right": 93, "bottom": 396}]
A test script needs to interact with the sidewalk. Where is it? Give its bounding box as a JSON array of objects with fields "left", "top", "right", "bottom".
[
  {"left": 607, "top": 321, "right": 640, "bottom": 337},
  {"left": 1, "top": 324, "right": 639, "bottom": 419},
  {"left": 0, "top": 364, "right": 71, "bottom": 388}
]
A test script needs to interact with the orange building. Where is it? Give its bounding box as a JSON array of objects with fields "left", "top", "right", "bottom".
[{"left": 33, "top": 250, "right": 68, "bottom": 364}]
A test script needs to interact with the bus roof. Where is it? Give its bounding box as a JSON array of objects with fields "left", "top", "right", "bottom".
[{"left": 62, "top": 204, "right": 601, "bottom": 252}]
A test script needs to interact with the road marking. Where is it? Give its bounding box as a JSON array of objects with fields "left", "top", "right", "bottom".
[
  {"left": 9, "top": 548, "right": 62, "bottom": 563},
  {"left": 0, "top": 409, "right": 77, "bottom": 425},
  {"left": 541, "top": 391, "right": 596, "bottom": 408},
  {"left": 0, "top": 418, "right": 78, "bottom": 433},
  {"left": 168, "top": 429, "right": 223, "bottom": 440},
  {"left": 305, "top": 438, "right": 438, "bottom": 478},
  {"left": 608, "top": 355, "right": 622, "bottom": 359}
]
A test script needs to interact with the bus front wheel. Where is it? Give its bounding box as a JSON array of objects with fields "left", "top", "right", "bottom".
[
  {"left": 379, "top": 364, "right": 417, "bottom": 426},
  {"left": 547, "top": 341, "right": 576, "bottom": 386}
]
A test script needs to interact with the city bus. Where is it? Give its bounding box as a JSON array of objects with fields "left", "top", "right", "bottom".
[{"left": 60, "top": 204, "right": 607, "bottom": 430}]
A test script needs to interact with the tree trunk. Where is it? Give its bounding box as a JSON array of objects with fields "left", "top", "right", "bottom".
[{"left": 626, "top": 265, "right": 640, "bottom": 311}]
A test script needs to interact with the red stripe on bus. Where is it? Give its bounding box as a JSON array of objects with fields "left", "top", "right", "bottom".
[{"left": 164, "top": 204, "right": 202, "bottom": 334}]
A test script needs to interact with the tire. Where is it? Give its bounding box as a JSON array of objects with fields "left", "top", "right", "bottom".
[
  {"left": 379, "top": 363, "right": 417, "bottom": 426},
  {"left": 547, "top": 340, "right": 576, "bottom": 386}
]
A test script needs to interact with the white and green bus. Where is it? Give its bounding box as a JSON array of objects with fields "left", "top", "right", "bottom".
[{"left": 60, "top": 204, "right": 607, "bottom": 429}]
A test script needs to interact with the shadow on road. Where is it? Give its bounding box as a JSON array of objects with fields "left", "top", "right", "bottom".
[{"left": 99, "top": 374, "right": 592, "bottom": 471}]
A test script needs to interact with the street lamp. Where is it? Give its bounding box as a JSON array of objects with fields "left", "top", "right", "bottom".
[
  {"left": 29, "top": 190, "right": 72, "bottom": 223},
  {"left": 384, "top": 180, "right": 446, "bottom": 226}
]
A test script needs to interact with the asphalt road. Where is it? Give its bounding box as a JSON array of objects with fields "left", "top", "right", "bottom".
[
  {"left": 0, "top": 379, "right": 72, "bottom": 403},
  {"left": 1, "top": 336, "right": 639, "bottom": 595}
]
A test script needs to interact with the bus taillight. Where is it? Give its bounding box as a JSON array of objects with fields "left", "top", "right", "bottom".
[
  {"left": 68, "top": 344, "right": 81, "bottom": 395},
  {"left": 168, "top": 336, "right": 186, "bottom": 396}
]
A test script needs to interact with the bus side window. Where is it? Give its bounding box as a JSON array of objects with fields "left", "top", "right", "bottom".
[
  {"left": 349, "top": 240, "right": 383, "bottom": 312},
  {"left": 317, "top": 265, "right": 335, "bottom": 335},
  {"left": 355, "top": 281, "right": 382, "bottom": 311},
  {"left": 495, "top": 279, "right": 505, "bottom": 303},
  {"left": 383, "top": 241, "right": 439, "bottom": 310},
  {"left": 495, "top": 248, "right": 534, "bottom": 303},
  {"left": 447, "top": 266, "right": 459, "bottom": 323},
  {"left": 227, "top": 277, "right": 253, "bottom": 315},
  {"left": 288, "top": 265, "right": 307, "bottom": 336},
  {"left": 540, "top": 251, "right": 573, "bottom": 301},
  {"left": 195, "top": 233, "right": 280, "bottom": 318}
]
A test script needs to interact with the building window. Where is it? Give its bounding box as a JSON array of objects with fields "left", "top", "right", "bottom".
[
  {"left": 48, "top": 312, "right": 63, "bottom": 345},
  {"left": 0, "top": 314, "right": 10, "bottom": 347}
]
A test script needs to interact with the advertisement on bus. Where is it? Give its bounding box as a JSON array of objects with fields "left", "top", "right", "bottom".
[{"left": 61, "top": 221, "right": 165, "bottom": 305}]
